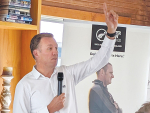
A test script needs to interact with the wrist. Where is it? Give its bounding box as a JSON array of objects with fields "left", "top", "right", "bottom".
[
  {"left": 106, "top": 34, "right": 115, "bottom": 40},
  {"left": 107, "top": 28, "right": 116, "bottom": 34},
  {"left": 47, "top": 105, "right": 54, "bottom": 113},
  {"left": 107, "top": 32, "right": 116, "bottom": 37},
  {"left": 106, "top": 31, "right": 116, "bottom": 40}
]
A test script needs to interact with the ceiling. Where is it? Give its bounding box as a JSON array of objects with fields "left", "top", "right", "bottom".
[{"left": 42, "top": 0, "right": 150, "bottom": 26}]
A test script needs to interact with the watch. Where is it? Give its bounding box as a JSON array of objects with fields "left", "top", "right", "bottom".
[{"left": 107, "top": 32, "right": 116, "bottom": 37}]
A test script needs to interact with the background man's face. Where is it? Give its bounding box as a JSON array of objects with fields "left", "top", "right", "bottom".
[
  {"left": 103, "top": 65, "right": 114, "bottom": 86},
  {"left": 37, "top": 37, "right": 58, "bottom": 68}
]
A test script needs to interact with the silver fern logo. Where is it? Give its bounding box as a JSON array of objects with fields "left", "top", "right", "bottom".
[{"left": 96, "top": 29, "right": 107, "bottom": 41}]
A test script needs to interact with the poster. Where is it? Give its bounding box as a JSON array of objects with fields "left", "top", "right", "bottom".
[{"left": 91, "top": 25, "right": 126, "bottom": 52}]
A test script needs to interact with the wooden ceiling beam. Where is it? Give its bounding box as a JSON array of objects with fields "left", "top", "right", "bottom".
[
  {"left": 42, "top": 0, "right": 150, "bottom": 26},
  {"left": 41, "top": 5, "right": 131, "bottom": 24}
]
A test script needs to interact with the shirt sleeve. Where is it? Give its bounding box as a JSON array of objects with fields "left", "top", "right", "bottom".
[
  {"left": 66, "top": 36, "right": 116, "bottom": 85},
  {"left": 13, "top": 81, "right": 50, "bottom": 113},
  {"left": 13, "top": 82, "right": 31, "bottom": 113},
  {"left": 37, "top": 107, "right": 49, "bottom": 113}
]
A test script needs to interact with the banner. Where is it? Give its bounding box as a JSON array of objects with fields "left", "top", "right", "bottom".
[
  {"left": 91, "top": 25, "right": 126, "bottom": 52},
  {"left": 62, "top": 21, "right": 150, "bottom": 113}
]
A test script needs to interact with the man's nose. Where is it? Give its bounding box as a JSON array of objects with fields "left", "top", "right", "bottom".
[
  {"left": 52, "top": 49, "right": 58, "bottom": 55},
  {"left": 112, "top": 74, "right": 114, "bottom": 78}
]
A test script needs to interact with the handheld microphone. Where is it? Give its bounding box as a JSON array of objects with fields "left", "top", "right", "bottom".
[{"left": 57, "top": 72, "right": 63, "bottom": 96}]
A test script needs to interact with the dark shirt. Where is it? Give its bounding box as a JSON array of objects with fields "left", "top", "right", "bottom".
[{"left": 89, "top": 79, "right": 122, "bottom": 113}]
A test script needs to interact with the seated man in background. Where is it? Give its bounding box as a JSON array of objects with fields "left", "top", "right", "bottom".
[
  {"left": 89, "top": 63, "right": 122, "bottom": 113},
  {"left": 136, "top": 102, "right": 150, "bottom": 113}
]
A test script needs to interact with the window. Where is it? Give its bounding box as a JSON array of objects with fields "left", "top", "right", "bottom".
[{"left": 40, "top": 20, "right": 64, "bottom": 66}]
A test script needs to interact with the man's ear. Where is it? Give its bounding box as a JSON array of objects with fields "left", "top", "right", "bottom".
[
  {"left": 33, "top": 49, "right": 39, "bottom": 59},
  {"left": 100, "top": 69, "right": 105, "bottom": 76}
]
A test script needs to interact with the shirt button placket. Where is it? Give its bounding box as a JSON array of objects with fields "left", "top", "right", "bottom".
[{"left": 49, "top": 76, "right": 56, "bottom": 97}]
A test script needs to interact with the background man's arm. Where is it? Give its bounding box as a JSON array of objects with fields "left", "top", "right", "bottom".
[{"left": 89, "top": 89, "right": 104, "bottom": 113}]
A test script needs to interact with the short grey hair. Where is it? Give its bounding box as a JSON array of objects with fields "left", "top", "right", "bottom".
[{"left": 96, "top": 63, "right": 112, "bottom": 75}]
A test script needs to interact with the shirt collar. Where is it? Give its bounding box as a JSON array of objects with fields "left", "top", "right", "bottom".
[
  {"left": 32, "top": 66, "right": 57, "bottom": 79},
  {"left": 93, "top": 79, "right": 107, "bottom": 89}
]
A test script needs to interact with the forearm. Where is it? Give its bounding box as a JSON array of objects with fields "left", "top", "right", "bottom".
[
  {"left": 86, "top": 35, "right": 115, "bottom": 74},
  {"left": 66, "top": 35, "right": 116, "bottom": 85}
]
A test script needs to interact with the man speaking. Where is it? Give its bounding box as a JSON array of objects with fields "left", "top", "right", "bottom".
[{"left": 13, "top": 3, "right": 118, "bottom": 113}]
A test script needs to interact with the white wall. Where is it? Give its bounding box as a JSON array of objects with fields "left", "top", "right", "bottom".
[
  {"left": 109, "top": 27, "right": 150, "bottom": 113},
  {"left": 61, "top": 20, "right": 150, "bottom": 113},
  {"left": 147, "top": 61, "right": 150, "bottom": 101}
]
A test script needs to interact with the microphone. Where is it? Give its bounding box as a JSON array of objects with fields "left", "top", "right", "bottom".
[{"left": 57, "top": 72, "right": 63, "bottom": 96}]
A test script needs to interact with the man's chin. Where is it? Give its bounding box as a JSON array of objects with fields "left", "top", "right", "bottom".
[
  {"left": 48, "top": 62, "right": 57, "bottom": 68},
  {"left": 54, "top": 62, "right": 58, "bottom": 67},
  {"left": 108, "top": 81, "right": 112, "bottom": 85}
]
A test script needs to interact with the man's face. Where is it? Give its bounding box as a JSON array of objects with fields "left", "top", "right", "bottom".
[
  {"left": 103, "top": 65, "right": 114, "bottom": 86},
  {"left": 36, "top": 37, "right": 58, "bottom": 68}
]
